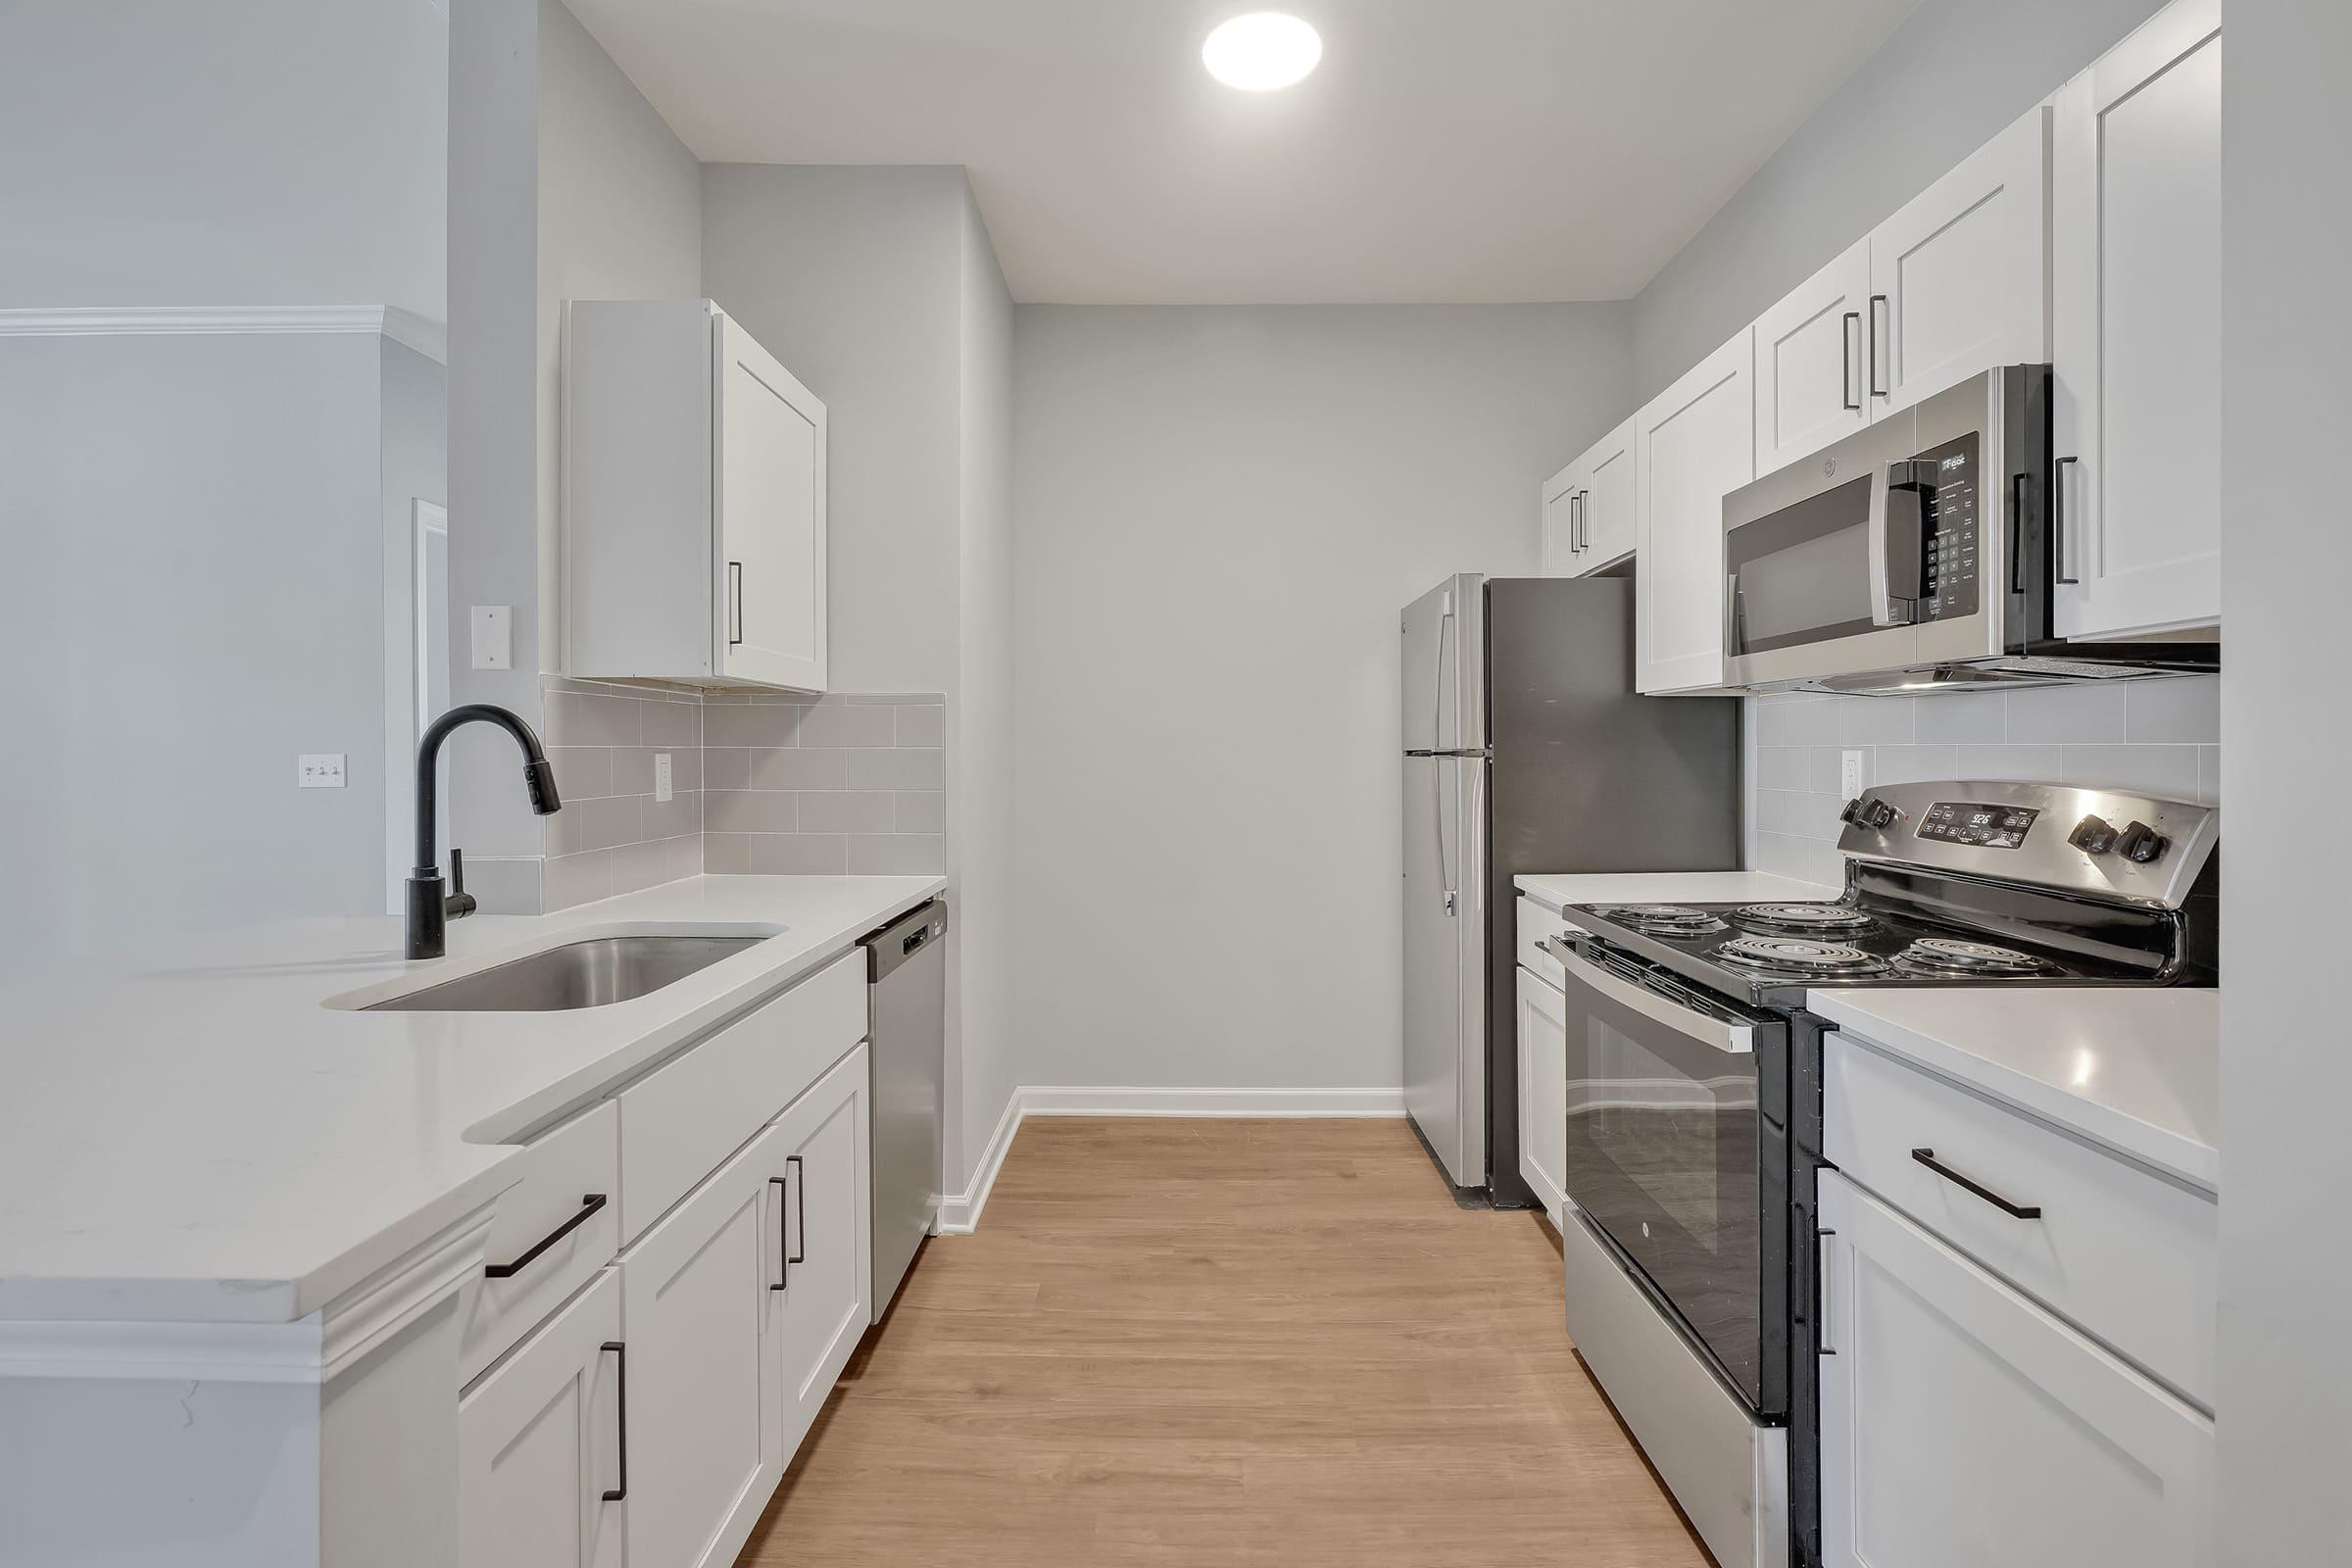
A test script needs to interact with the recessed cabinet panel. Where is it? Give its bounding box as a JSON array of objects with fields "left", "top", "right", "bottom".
[
  {"left": 457, "top": 1269, "right": 624, "bottom": 1568},
  {"left": 2052, "top": 0, "right": 2223, "bottom": 639},
  {"left": 1753, "top": 238, "right": 1870, "bottom": 477},
  {"left": 619, "top": 1123, "right": 786, "bottom": 1568},
  {"left": 768, "top": 1045, "right": 874, "bottom": 1455},
  {"left": 1869, "top": 107, "right": 2050, "bottom": 416},
  {"left": 1541, "top": 460, "right": 1584, "bottom": 577},
  {"left": 1580, "top": 417, "right": 1638, "bottom": 571},
  {"left": 1818, "top": 1172, "right": 2213, "bottom": 1568},
  {"left": 1635, "top": 330, "right": 1752, "bottom": 693},
  {"left": 717, "top": 316, "right": 827, "bottom": 690},
  {"left": 1514, "top": 967, "right": 1569, "bottom": 1231}
]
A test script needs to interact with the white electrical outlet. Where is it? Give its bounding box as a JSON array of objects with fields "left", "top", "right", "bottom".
[
  {"left": 469, "top": 605, "right": 513, "bottom": 670},
  {"left": 299, "top": 754, "right": 348, "bottom": 789},
  {"left": 654, "top": 753, "right": 673, "bottom": 803},
  {"left": 1839, "top": 750, "right": 1868, "bottom": 798}
]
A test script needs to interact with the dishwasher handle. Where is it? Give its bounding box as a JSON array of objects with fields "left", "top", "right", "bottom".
[{"left": 864, "top": 900, "right": 947, "bottom": 983}]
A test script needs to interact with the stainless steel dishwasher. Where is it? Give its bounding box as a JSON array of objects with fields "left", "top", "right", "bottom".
[{"left": 861, "top": 900, "right": 947, "bottom": 1320}]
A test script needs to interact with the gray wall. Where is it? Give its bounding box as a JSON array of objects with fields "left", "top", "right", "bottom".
[
  {"left": 1630, "top": 0, "right": 2167, "bottom": 402},
  {"left": 954, "top": 184, "right": 1019, "bottom": 1190},
  {"left": 0, "top": 0, "right": 447, "bottom": 319},
  {"left": 1011, "top": 304, "right": 1633, "bottom": 1092},
  {"left": 0, "top": 333, "right": 390, "bottom": 967},
  {"left": 2217, "top": 0, "right": 2351, "bottom": 1555}
]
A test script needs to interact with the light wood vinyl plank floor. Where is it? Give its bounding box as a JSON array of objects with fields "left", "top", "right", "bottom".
[{"left": 739, "top": 1117, "right": 1711, "bottom": 1566}]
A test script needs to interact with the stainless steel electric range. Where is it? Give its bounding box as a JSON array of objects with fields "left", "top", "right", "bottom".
[{"left": 1542, "top": 779, "right": 2218, "bottom": 1568}]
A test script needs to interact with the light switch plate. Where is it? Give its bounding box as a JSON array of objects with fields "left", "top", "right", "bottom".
[
  {"left": 299, "top": 754, "right": 348, "bottom": 789},
  {"left": 654, "top": 753, "right": 673, "bottom": 803},
  {"left": 469, "top": 606, "right": 513, "bottom": 670},
  {"left": 1840, "top": 750, "right": 1867, "bottom": 798}
]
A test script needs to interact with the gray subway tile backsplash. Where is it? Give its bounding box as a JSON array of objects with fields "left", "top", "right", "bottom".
[{"left": 1747, "top": 674, "right": 2220, "bottom": 889}]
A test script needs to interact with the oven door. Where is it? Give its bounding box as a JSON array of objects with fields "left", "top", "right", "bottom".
[{"left": 1549, "top": 935, "right": 1785, "bottom": 1415}]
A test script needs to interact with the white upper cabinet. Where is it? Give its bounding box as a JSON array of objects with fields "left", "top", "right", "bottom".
[
  {"left": 1540, "top": 456, "right": 1586, "bottom": 577},
  {"left": 1869, "top": 105, "right": 2051, "bottom": 416},
  {"left": 1818, "top": 1171, "right": 2214, "bottom": 1568},
  {"left": 1539, "top": 416, "right": 1637, "bottom": 578},
  {"left": 564, "top": 300, "right": 829, "bottom": 692},
  {"left": 1635, "top": 330, "right": 1753, "bottom": 693},
  {"left": 2052, "top": 0, "right": 2224, "bottom": 641},
  {"left": 1753, "top": 237, "right": 1871, "bottom": 477}
]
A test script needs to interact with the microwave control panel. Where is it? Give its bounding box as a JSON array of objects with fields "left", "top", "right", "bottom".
[{"left": 1915, "top": 433, "right": 1981, "bottom": 621}]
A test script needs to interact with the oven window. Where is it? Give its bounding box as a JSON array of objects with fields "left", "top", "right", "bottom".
[
  {"left": 1562, "top": 977, "right": 1766, "bottom": 1405},
  {"left": 1727, "top": 472, "right": 1879, "bottom": 655}
]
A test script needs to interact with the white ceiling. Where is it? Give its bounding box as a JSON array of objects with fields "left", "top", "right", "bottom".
[{"left": 565, "top": 0, "right": 1920, "bottom": 305}]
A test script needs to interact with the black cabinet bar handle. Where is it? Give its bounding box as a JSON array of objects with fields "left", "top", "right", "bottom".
[
  {"left": 483, "top": 1194, "right": 608, "bottom": 1279},
  {"left": 1841, "top": 311, "right": 1861, "bottom": 411},
  {"left": 1868, "top": 294, "right": 1889, "bottom": 396},
  {"left": 769, "top": 1176, "right": 790, "bottom": 1291},
  {"left": 787, "top": 1154, "right": 807, "bottom": 1265},
  {"left": 727, "top": 561, "right": 745, "bottom": 646},
  {"left": 2052, "top": 457, "right": 2081, "bottom": 584},
  {"left": 600, "top": 1341, "right": 628, "bottom": 1502},
  {"left": 1911, "top": 1148, "right": 2042, "bottom": 1219}
]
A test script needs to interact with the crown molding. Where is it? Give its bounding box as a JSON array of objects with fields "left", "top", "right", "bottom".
[{"left": 0, "top": 306, "right": 447, "bottom": 365}]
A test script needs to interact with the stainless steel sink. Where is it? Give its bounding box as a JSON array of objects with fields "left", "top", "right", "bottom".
[{"left": 366, "top": 934, "right": 766, "bottom": 1012}]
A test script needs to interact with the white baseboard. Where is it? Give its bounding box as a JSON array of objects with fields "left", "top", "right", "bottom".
[
  {"left": 934, "top": 1090, "right": 1025, "bottom": 1236},
  {"left": 1020, "top": 1085, "right": 1408, "bottom": 1118},
  {"left": 931, "top": 1085, "right": 1405, "bottom": 1235}
]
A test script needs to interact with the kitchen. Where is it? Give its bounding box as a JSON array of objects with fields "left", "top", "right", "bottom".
[{"left": 0, "top": 1, "right": 2337, "bottom": 1565}]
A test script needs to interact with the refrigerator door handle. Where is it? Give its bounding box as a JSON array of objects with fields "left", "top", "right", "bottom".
[{"left": 1432, "top": 602, "right": 1455, "bottom": 908}]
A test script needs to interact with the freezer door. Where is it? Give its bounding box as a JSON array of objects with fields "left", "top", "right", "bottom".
[
  {"left": 1400, "top": 574, "right": 1485, "bottom": 755},
  {"left": 1402, "top": 752, "right": 1487, "bottom": 1188}
]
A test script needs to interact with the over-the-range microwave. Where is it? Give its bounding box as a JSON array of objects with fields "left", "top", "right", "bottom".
[{"left": 1719, "top": 365, "right": 2218, "bottom": 695}]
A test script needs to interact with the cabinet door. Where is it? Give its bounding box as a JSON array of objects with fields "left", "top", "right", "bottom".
[
  {"left": 1578, "top": 416, "right": 1637, "bottom": 571},
  {"left": 1540, "top": 459, "right": 1584, "bottom": 577},
  {"left": 1514, "top": 968, "right": 1569, "bottom": 1232},
  {"left": 618, "top": 1122, "right": 788, "bottom": 1568},
  {"left": 716, "top": 312, "right": 828, "bottom": 693},
  {"left": 1869, "top": 106, "right": 2050, "bottom": 416},
  {"left": 2051, "top": 0, "right": 2223, "bottom": 640},
  {"left": 1635, "top": 329, "right": 1753, "bottom": 693},
  {"left": 1818, "top": 1171, "right": 2213, "bottom": 1568},
  {"left": 1753, "top": 237, "right": 1871, "bottom": 476},
  {"left": 769, "top": 1043, "right": 873, "bottom": 1458},
  {"left": 458, "top": 1269, "right": 624, "bottom": 1568}
]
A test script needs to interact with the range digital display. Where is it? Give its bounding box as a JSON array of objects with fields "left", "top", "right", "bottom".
[{"left": 1917, "top": 801, "right": 2039, "bottom": 850}]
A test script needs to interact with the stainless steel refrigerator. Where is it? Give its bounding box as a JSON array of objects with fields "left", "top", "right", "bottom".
[{"left": 1401, "top": 574, "right": 1741, "bottom": 1205}]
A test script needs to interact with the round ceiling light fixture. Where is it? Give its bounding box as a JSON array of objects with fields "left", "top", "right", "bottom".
[{"left": 1201, "top": 12, "right": 1323, "bottom": 92}]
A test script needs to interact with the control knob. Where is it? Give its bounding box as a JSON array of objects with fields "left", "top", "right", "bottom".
[
  {"left": 2115, "top": 820, "right": 2170, "bottom": 864},
  {"left": 1839, "top": 796, "right": 1896, "bottom": 831},
  {"left": 2068, "top": 814, "right": 2117, "bottom": 856}
]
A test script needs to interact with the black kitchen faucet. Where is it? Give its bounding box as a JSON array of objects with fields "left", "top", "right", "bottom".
[{"left": 407, "top": 704, "right": 562, "bottom": 960}]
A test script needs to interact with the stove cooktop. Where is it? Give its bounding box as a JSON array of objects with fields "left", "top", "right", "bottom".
[{"left": 1570, "top": 897, "right": 2166, "bottom": 1008}]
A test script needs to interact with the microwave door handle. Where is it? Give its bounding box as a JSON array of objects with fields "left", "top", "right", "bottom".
[
  {"left": 1867, "top": 462, "right": 1896, "bottom": 626},
  {"left": 1546, "top": 939, "right": 1755, "bottom": 1054}
]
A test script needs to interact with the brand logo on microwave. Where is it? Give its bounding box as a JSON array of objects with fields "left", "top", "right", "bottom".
[{"left": 1940, "top": 455, "right": 1967, "bottom": 470}]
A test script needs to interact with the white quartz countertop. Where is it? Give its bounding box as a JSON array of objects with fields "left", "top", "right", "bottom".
[
  {"left": 0, "top": 874, "right": 943, "bottom": 1325},
  {"left": 1513, "top": 870, "right": 1838, "bottom": 914},
  {"left": 1806, "top": 988, "right": 2220, "bottom": 1191}
]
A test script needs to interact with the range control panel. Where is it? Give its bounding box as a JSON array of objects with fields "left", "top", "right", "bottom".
[
  {"left": 1916, "top": 801, "right": 2040, "bottom": 850},
  {"left": 1914, "top": 432, "right": 1981, "bottom": 622}
]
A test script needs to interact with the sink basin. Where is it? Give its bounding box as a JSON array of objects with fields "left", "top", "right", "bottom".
[{"left": 366, "top": 935, "right": 766, "bottom": 1012}]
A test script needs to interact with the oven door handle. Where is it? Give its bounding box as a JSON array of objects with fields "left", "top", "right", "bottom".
[{"left": 1546, "top": 939, "right": 1755, "bottom": 1054}]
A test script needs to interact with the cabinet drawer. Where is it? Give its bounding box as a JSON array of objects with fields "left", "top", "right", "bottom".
[
  {"left": 616, "top": 950, "right": 865, "bottom": 1243},
  {"left": 457, "top": 1100, "right": 621, "bottom": 1386},
  {"left": 1824, "top": 1031, "right": 2216, "bottom": 1408},
  {"left": 1515, "top": 896, "right": 1569, "bottom": 987}
]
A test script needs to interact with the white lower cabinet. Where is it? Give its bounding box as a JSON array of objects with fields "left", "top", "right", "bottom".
[
  {"left": 1514, "top": 966, "right": 1569, "bottom": 1230},
  {"left": 1817, "top": 1169, "right": 2213, "bottom": 1568},
  {"left": 769, "top": 1045, "right": 873, "bottom": 1455},
  {"left": 619, "top": 1121, "right": 791, "bottom": 1568},
  {"left": 459, "top": 1268, "right": 626, "bottom": 1568}
]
